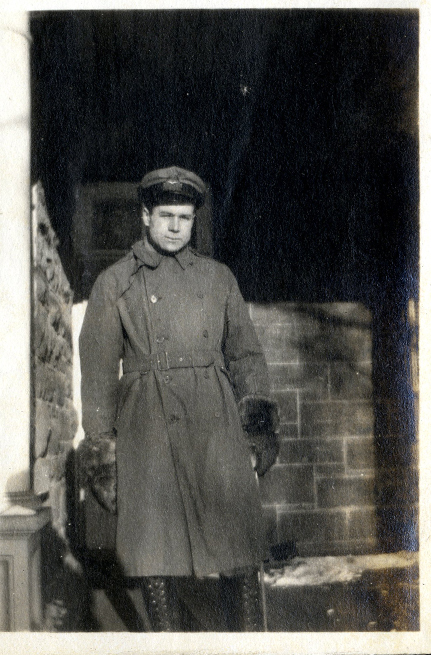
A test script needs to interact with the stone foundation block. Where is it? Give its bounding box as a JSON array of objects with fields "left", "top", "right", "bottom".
[
  {"left": 329, "top": 362, "right": 372, "bottom": 400},
  {"left": 314, "top": 463, "right": 346, "bottom": 478},
  {"left": 255, "top": 325, "right": 298, "bottom": 363},
  {"left": 347, "top": 508, "right": 377, "bottom": 540},
  {"left": 268, "top": 363, "right": 301, "bottom": 390},
  {"left": 279, "top": 438, "right": 344, "bottom": 465},
  {"left": 278, "top": 423, "right": 299, "bottom": 439},
  {"left": 317, "top": 475, "right": 375, "bottom": 509},
  {"left": 259, "top": 464, "right": 314, "bottom": 505},
  {"left": 301, "top": 400, "right": 374, "bottom": 437},
  {"left": 346, "top": 437, "right": 376, "bottom": 471},
  {"left": 278, "top": 508, "right": 347, "bottom": 544},
  {"left": 273, "top": 390, "right": 298, "bottom": 423}
]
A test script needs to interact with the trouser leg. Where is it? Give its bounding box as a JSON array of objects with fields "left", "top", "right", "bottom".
[
  {"left": 220, "top": 567, "right": 263, "bottom": 632},
  {"left": 140, "top": 577, "right": 182, "bottom": 632}
]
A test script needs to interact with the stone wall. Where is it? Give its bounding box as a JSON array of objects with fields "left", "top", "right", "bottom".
[
  {"left": 253, "top": 302, "right": 378, "bottom": 557},
  {"left": 32, "top": 182, "right": 77, "bottom": 537},
  {"left": 32, "top": 183, "right": 90, "bottom": 631}
]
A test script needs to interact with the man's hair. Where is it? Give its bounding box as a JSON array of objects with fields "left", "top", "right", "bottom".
[{"left": 140, "top": 191, "right": 197, "bottom": 213}]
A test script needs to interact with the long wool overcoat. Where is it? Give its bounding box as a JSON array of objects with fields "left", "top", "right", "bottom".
[{"left": 80, "top": 240, "right": 272, "bottom": 578}]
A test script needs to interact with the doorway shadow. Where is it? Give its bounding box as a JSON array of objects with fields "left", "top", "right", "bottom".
[{"left": 65, "top": 448, "right": 147, "bottom": 631}]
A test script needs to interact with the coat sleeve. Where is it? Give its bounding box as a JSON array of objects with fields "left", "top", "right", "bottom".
[
  {"left": 222, "top": 269, "right": 279, "bottom": 472},
  {"left": 79, "top": 271, "right": 124, "bottom": 437},
  {"left": 222, "top": 269, "right": 269, "bottom": 399}
]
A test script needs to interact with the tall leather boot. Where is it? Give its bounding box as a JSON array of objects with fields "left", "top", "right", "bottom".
[
  {"left": 239, "top": 568, "right": 263, "bottom": 631},
  {"left": 220, "top": 568, "right": 264, "bottom": 632},
  {"left": 141, "top": 577, "right": 182, "bottom": 631}
]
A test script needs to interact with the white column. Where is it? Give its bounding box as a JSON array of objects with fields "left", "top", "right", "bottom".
[{"left": 0, "top": 13, "right": 31, "bottom": 512}]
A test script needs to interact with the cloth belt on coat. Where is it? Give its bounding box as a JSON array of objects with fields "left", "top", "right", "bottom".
[{"left": 122, "top": 350, "right": 226, "bottom": 374}]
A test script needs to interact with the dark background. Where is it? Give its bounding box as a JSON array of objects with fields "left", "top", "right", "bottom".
[{"left": 30, "top": 9, "right": 418, "bottom": 307}]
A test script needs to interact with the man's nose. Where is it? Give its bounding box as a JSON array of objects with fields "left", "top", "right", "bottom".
[{"left": 169, "top": 217, "right": 180, "bottom": 231}]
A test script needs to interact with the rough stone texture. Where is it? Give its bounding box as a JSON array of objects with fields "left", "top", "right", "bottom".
[
  {"left": 33, "top": 182, "right": 76, "bottom": 531},
  {"left": 32, "top": 183, "right": 87, "bottom": 631},
  {"left": 251, "top": 302, "right": 378, "bottom": 556}
]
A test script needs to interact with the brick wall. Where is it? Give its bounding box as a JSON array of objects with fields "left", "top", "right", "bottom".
[{"left": 251, "top": 302, "right": 378, "bottom": 557}]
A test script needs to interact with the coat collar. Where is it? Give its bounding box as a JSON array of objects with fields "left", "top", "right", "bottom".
[{"left": 132, "top": 240, "right": 193, "bottom": 270}]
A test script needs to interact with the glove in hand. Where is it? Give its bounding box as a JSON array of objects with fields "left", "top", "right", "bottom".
[
  {"left": 238, "top": 396, "right": 280, "bottom": 477},
  {"left": 77, "top": 432, "right": 117, "bottom": 514},
  {"left": 249, "top": 431, "right": 280, "bottom": 477}
]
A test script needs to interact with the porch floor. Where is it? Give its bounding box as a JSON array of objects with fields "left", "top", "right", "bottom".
[{"left": 84, "top": 551, "right": 419, "bottom": 632}]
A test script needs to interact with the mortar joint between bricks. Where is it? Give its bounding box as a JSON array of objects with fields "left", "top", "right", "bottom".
[
  {"left": 345, "top": 507, "right": 351, "bottom": 536},
  {"left": 342, "top": 437, "right": 347, "bottom": 474},
  {"left": 312, "top": 464, "right": 318, "bottom": 509},
  {"left": 296, "top": 387, "right": 301, "bottom": 440}
]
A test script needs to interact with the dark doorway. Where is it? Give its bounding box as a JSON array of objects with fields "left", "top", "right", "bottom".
[{"left": 31, "top": 9, "right": 418, "bottom": 304}]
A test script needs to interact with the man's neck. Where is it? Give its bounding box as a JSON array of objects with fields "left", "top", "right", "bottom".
[
  {"left": 143, "top": 234, "right": 158, "bottom": 255},
  {"left": 143, "top": 234, "right": 189, "bottom": 257}
]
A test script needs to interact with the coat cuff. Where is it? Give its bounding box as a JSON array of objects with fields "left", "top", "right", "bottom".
[
  {"left": 76, "top": 432, "right": 117, "bottom": 514},
  {"left": 77, "top": 431, "right": 116, "bottom": 479},
  {"left": 238, "top": 395, "right": 280, "bottom": 434}
]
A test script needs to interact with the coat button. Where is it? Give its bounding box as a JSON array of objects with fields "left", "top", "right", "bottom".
[
  {"left": 164, "top": 375, "right": 171, "bottom": 384},
  {"left": 215, "top": 412, "right": 221, "bottom": 418},
  {"left": 203, "top": 330, "right": 209, "bottom": 338},
  {"left": 150, "top": 295, "right": 158, "bottom": 303}
]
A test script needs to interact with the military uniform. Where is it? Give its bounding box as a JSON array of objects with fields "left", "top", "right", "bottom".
[{"left": 78, "top": 167, "right": 279, "bottom": 630}]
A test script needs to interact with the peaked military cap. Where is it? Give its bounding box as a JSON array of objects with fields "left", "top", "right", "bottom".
[{"left": 139, "top": 166, "right": 206, "bottom": 209}]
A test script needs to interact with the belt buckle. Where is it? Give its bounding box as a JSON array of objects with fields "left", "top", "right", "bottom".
[{"left": 156, "top": 351, "right": 170, "bottom": 371}]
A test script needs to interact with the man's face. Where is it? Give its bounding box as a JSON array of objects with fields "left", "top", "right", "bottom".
[{"left": 142, "top": 204, "right": 195, "bottom": 254}]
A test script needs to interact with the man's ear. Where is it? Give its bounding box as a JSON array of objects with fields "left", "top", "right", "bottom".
[{"left": 141, "top": 206, "right": 151, "bottom": 227}]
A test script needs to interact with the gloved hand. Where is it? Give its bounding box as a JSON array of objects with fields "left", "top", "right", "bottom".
[
  {"left": 248, "top": 431, "right": 280, "bottom": 477},
  {"left": 238, "top": 396, "right": 280, "bottom": 477},
  {"left": 77, "top": 432, "right": 117, "bottom": 514}
]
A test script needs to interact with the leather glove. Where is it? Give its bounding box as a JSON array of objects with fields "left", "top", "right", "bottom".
[
  {"left": 238, "top": 396, "right": 280, "bottom": 477},
  {"left": 77, "top": 432, "right": 117, "bottom": 514},
  {"left": 249, "top": 431, "right": 280, "bottom": 477}
]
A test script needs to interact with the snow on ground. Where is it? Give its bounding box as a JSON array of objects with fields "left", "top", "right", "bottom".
[{"left": 265, "top": 551, "right": 418, "bottom": 587}]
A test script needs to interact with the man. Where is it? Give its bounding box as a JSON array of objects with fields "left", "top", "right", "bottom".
[{"left": 78, "top": 166, "right": 279, "bottom": 631}]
